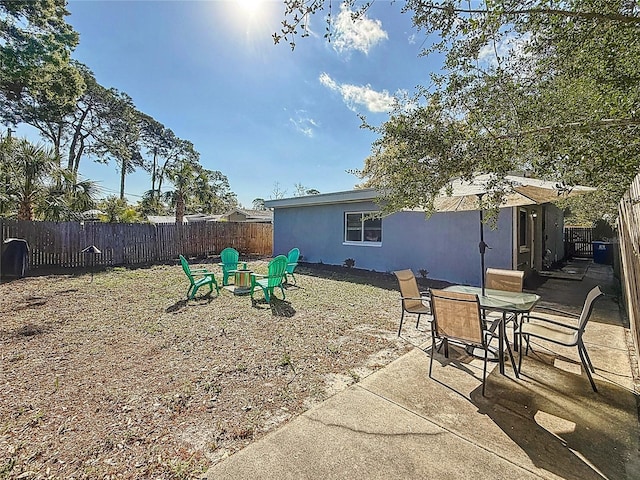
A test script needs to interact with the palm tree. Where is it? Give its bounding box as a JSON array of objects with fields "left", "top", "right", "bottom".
[
  {"left": 39, "top": 169, "right": 100, "bottom": 221},
  {"left": 164, "top": 160, "right": 197, "bottom": 224},
  {"left": 4, "top": 137, "right": 99, "bottom": 221},
  {"left": 8, "top": 139, "right": 56, "bottom": 221}
]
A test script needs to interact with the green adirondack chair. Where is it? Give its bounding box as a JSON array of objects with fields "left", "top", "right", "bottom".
[
  {"left": 218, "top": 247, "right": 239, "bottom": 285},
  {"left": 180, "top": 255, "right": 219, "bottom": 299},
  {"left": 284, "top": 248, "right": 300, "bottom": 284},
  {"left": 250, "top": 255, "right": 288, "bottom": 302}
]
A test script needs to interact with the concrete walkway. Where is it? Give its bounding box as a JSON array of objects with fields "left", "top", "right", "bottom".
[{"left": 205, "top": 262, "right": 640, "bottom": 480}]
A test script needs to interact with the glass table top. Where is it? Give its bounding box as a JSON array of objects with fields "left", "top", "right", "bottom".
[{"left": 443, "top": 285, "right": 540, "bottom": 312}]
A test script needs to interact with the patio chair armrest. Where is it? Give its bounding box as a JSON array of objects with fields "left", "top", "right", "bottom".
[
  {"left": 193, "top": 269, "right": 215, "bottom": 275},
  {"left": 192, "top": 270, "right": 216, "bottom": 279},
  {"left": 480, "top": 311, "right": 508, "bottom": 335},
  {"left": 401, "top": 296, "right": 431, "bottom": 301},
  {"left": 524, "top": 314, "right": 579, "bottom": 330},
  {"left": 485, "top": 316, "right": 501, "bottom": 335},
  {"left": 251, "top": 272, "right": 267, "bottom": 279}
]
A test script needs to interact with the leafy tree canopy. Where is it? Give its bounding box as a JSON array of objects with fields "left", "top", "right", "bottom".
[
  {"left": 99, "top": 196, "right": 140, "bottom": 223},
  {"left": 0, "top": 0, "right": 83, "bottom": 128},
  {"left": 293, "top": 183, "right": 321, "bottom": 196},
  {"left": 252, "top": 197, "right": 266, "bottom": 210},
  {"left": 162, "top": 158, "right": 237, "bottom": 223},
  {"left": 278, "top": 0, "right": 640, "bottom": 222}
]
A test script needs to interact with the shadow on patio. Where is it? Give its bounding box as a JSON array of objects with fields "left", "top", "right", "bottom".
[{"left": 473, "top": 352, "right": 637, "bottom": 480}]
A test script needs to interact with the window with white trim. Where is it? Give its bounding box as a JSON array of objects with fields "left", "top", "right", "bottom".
[{"left": 344, "top": 212, "right": 382, "bottom": 244}]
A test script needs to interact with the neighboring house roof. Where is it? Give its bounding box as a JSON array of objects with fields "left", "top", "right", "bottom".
[
  {"left": 264, "top": 189, "right": 378, "bottom": 209},
  {"left": 146, "top": 214, "right": 223, "bottom": 224},
  {"left": 222, "top": 208, "right": 273, "bottom": 222},
  {"left": 147, "top": 215, "right": 181, "bottom": 224},
  {"left": 185, "top": 213, "right": 223, "bottom": 222},
  {"left": 81, "top": 209, "right": 105, "bottom": 220}
]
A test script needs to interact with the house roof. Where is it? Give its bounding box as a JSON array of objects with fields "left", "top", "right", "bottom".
[
  {"left": 146, "top": 214, "right": 223, "bottom": 224},
  {"left": 432, "top": 175, "right": 595, "bottom": 212},
  {"left": 264, "top": 189, "right": 378, "bottom": 209},
  {"left": 265, "top": 176, "right": 595, "bottom": 211},
  {"left": 186, "top": 213, "right": 223, "bottom": 222},
  {"left": 147, "top": 215, "right": 181, "bottom": 224},
  {"left": 223, "top": 208, "right": 273, "bottom": 222},
  {"left": 81, "top": 209, "right": 105, "bottom": 220}
]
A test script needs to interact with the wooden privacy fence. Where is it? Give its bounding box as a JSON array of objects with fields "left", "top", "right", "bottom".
[
  {"left": 0, "top": 220, "right": 273, "bottom": 271},
  {"left": 564, "top": 226, "right": 594, "bottom": 258},
  {"left": 618, "top": 173, "right": 640, "bottom": 358}
]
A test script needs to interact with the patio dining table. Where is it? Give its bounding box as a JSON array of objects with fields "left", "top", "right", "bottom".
[{"left": 443, "top": 285, "right": 541, "bottom": 377}]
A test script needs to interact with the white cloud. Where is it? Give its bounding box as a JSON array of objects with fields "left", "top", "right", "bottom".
[
  {"left": 332, "top": 4, "right": 388, "bottom": 55},
  {"left": 289, "top": 110, "right": 318, "bottom": 137},
  {"left": 319, "top": 72, "right": 395, "bottom": 113},
  {"left": 319, "top": 72, "right": 339, "bottom": 90}
]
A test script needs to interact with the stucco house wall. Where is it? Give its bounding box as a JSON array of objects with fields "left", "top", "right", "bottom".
[{"left": 271, "top": 200, "right": 516, "bottom": 287}]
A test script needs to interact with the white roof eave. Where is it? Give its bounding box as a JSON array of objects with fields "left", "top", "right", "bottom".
[{"left": 264, "top": 188, "right": 379, "bottom": 209}]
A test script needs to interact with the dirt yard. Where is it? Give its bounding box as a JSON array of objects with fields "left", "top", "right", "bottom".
[{"left": 0, "top": 261, "right": 443, "bottom": 479}]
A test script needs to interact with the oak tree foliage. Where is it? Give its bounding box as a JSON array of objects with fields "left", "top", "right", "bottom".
[
  {"left": 277, "top": 0, "right": 640, "bottom": 222},
  {"left": 0, "top": 0, "right": 83, "bottom": 133}
]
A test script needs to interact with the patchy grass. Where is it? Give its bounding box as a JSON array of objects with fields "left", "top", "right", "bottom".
[{"left": 0, "top": 260, "right": 438, "bottom": 479}]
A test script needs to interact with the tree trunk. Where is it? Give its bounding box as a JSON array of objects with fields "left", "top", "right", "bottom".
[
  {"left": 17, "top": 200, "right": 33, "bottom": 221},
  {"left": 120, "top": 157, "right": 126, "bottom": 200},
  {"left": 151, "top": 147, "right": 157, "bottom": 196},
  {"left": 68, "top": 107, "right": 89, "bottom": 171},
  {"left": 53, "top": 123, "right": 63, "bottom": 165},
  {"left": 175, "top": 193, "right": 185, "bottom": 224},
  {"left": 73, "top": 139, "right": 86, "bottom": 174},
  {"left": 157, "top": 158, "right": 170, "bottom": 201}
]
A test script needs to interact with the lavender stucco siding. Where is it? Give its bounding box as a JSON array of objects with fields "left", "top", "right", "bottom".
[{"left": 272, "top": 200, "right": 515, "bottom": 287}]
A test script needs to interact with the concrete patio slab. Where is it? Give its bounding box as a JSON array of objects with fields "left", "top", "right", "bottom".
[
  {"left": 205, "top": 383, "right": 544, "bottom": 480},
  {"left": 205, "top": 262, "right": 640, "bottom": 480}
]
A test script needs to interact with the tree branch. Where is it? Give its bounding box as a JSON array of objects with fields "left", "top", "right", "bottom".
[
  {"left": 500, "top": 118, "right": 640, "bottom": 139},
  {"left": 424, "top": 4, "right": 640, "bottom": 24}
]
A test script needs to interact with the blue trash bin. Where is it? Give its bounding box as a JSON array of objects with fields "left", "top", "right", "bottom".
[{"left": 592, "top": 241, "right": 613, "bottom": 265}]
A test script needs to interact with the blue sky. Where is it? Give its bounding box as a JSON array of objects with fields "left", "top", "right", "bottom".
[{"left": 20, "top": 1, "right": 442, "bottom": 208}]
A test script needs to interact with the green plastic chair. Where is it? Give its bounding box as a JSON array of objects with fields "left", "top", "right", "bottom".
[
  {"left": 250, "top": 255, "right": 288, "bottom": 302},
  {"left": 218, "top": 247, "right": 239, "bottom": 286},
  {"left": 180, "top": 255, "right": 219, "bottom": 299},
  {"left": 284, "top": 248, "right": 300, "bottom": 284}
]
